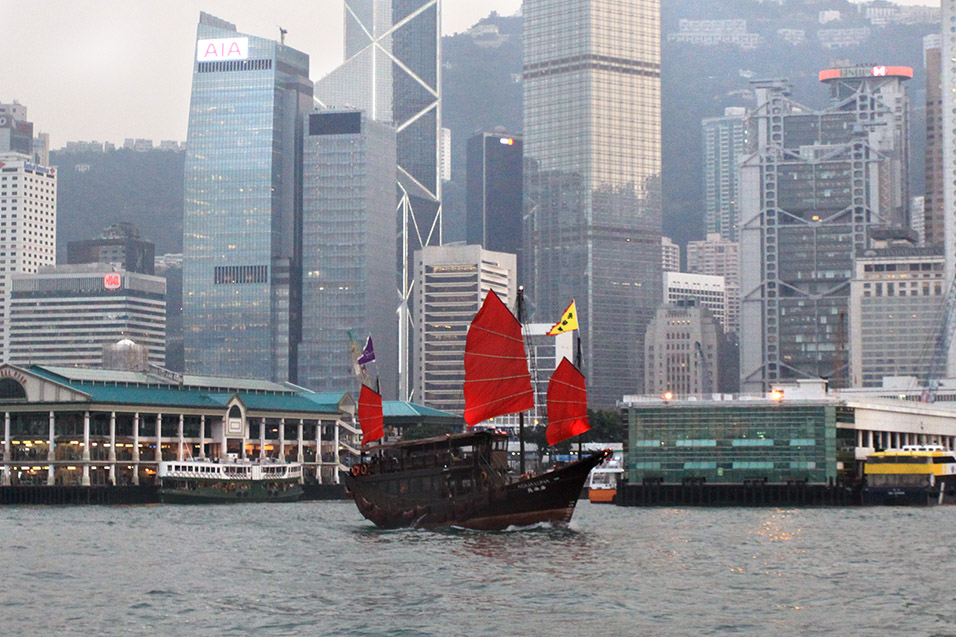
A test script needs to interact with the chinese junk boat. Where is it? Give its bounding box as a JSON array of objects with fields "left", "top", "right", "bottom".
[{"left": 345, "top": 290, "right": 609, "bottom": 530}]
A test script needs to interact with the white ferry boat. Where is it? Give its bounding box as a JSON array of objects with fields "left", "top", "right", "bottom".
[{"left": 158, "top": 455, "right": 303, "bottom": 504}]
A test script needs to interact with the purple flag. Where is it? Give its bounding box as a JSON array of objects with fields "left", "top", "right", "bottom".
[{"left": 357, "top": 335, "right": 375, "bottom": 366}]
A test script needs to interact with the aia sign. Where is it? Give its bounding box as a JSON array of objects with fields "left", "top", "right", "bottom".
[
  {"left": 197, "top": 37, "right": 249, "bottom": 62},
  {"left": 104, "top": 273, "right": 122, "bottom": 290}
]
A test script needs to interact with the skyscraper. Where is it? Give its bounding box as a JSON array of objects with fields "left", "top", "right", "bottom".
[
  {"left": 315, "top": 0, "right": 442, "bottom": 399},
  {"left": 923, "top": 34, "right": 942, "bottom": 248},
  {"left": 182, "top": 13, "right": 312, "bottom": 382},
  {"left": 0, "top": 152, "right": 56, "bottom": 360},
  {"left": 523, "top": 0, "right": 662, "bottom": 407},
  {"left": 413, "top": 245, "right": 515, "bottom": 414},
  {"left": 702, "top": 107, "right": 748, "bottom": 241},
  {"left": 740, "top": 66, "right": 911, "bottom": 392},
  {"left": 67, "top": 223, "right": 155, "bottom": 275},
  {"left": 466, "top": 131, "right": 522, "bottom": 260},
  {"left": 298, "top": 110, "right": 398, "bottom": 395}
]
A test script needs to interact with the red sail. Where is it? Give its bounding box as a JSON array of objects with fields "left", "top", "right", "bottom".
[
  {"left": 464, "top": 290, "right": 534, "bottom": 426},
  {"left": 358, "top": 384, "right": 384, "bottom": 445},
  {"left": 546, "top": 357, "right": 591, "bottom": 445}
]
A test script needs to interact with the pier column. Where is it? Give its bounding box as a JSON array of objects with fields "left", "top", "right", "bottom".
[
  {"left": 259, "top": 418, "right": 266, "bottom": 461},
  {"left": 856, "top": 429, "right": 862, "bottom": 448},
  {"left": 177, "top": 414, "right": 184, "bottom": 461},
  {"left": 199, "top": 415, "right": 206, "bottom": 459},
  {"left": 279, "top": 418, "right": 286, "bottom": 461},
  {"left": 81, "top": 411, "right": 90, "bottom": 486},
  {"left": 223, "top": 418, "right": 229, "bottom": 459},
  {"left": 155, "top": 414, "right": 163, "bottom": 462},
  {"left": 334, "top": 420, "right": 341, "bottom": 485},
  {"left": 2, "top": 412, "right": 10, "bottom": 486},
  {"left": 132, "top": 413, "right": 140, "bottom": 485},
  {"left": 297, "top": 419, "right": 304, "bottom": 464},
  {"left": 316, "top": 422, "right": 322, "bottom": 485},
  {"left": 108, "top": 412, "right": 116, "bottom": 486},
  {"left": 47, "top": 411, "right": 55, "bottom": 486},
  {"left": 867, "top": 430, "right": 874, "bottom": 448}
]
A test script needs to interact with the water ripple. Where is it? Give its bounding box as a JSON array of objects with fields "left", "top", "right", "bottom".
[{"left": 2, "top": 502, "right": 956, "bottom": 634}]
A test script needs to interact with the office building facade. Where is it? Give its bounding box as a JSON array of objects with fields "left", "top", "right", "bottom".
[
  {"left": 182, "top": 13, "right": 312, "bottom": 382},
  {"left": 849, "top": 243, "right": 946, "bottom": 387},
  {"left": 315, "top": 0, "right": 442, "bottom": 400},
  {"left": 664, "top": 271, "right": 727, "bottom": 333},
  {"left": 7, "top": 265, "right": 166, "bottom": 368},
  {"left": 740, "top": 66, "right": 911, "bottom": 393},
  {"left": 67, "top": 223, "right": 155, "bottom": 275},
  {"left": 924, "top": 34, "right": 943, "bottom": 248},
  {"left": 413, "top": 245, "right": 515, "bottom": 415},
  {"left": 298, "top": 110, "right": 399, "bottom": 396},
  {"left": 661, "top": 237, "right": 680, "bottom": 273},
  {"left": 0, "top": 153, "right": 57, "bottom": 360},
  {"left": 523, "top": 0, "right": 662, "bottom": 407},
  {"left": 466, "top": 132, "right": 523, "bottom": 262},
  {"left": 644, "top": 300, "right": 721, "bottom": 397},
  {"left": 687, "top": 233, "right": 740, "bottom": 334},
  {"left": 702, "top": 107, "right": 748, "bottom": 241}
]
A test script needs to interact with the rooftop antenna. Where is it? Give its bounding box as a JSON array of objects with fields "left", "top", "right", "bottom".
[{"left": 278, "top": 27, "right": 287, "bottom": 45}]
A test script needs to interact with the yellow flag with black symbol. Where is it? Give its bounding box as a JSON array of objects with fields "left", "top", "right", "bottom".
[{"left": 548, "top": 300, "right": 579, "bottom": 336}]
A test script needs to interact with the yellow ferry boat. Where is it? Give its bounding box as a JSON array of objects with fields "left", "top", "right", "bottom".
[{"left": 863, "top": 445, "right": 956, "bottom": 505}]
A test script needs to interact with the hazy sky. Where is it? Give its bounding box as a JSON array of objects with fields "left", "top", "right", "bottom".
[
  {"left": 0, "top": 0, "right": 937, "bottom": 148},
  {"left": 0, "top": 0, "right": 522, "bottom": 147}
]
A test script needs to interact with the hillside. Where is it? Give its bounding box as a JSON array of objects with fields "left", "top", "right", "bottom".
[{"left": 51, "top": 148, "right": 184, "bottom": 257}]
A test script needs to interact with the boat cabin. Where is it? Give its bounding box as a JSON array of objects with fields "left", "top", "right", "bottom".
[{"left": 360, "top": 431, "right": 510, "bottom": 475}]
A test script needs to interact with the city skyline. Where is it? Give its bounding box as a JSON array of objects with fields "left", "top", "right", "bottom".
[{"left": 0, "top": 0, "right": 522, "bottom": 147}]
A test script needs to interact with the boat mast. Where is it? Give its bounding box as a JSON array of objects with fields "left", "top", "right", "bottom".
[
  {"left": 576, "top": 333, "right": 583, "bottom": 461},
  {"left": 517, "top": 286, "right": 526, "bottom": 475}
]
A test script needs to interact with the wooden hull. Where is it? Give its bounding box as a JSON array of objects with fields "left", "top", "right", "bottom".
[
  {"left": 588, "top": 488, "right": 616, "bottom": 504},
  {"left": 345, "top": 451, "right": 610, "bottom": 530}
]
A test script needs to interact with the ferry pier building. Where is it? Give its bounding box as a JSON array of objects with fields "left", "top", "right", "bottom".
[{"left": 0, "top": 364, "right": 359, "bottom": 488}]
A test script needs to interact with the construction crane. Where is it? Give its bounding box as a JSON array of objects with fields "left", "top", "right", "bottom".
[{"left": 925, "top": 280, "right": 956, "bottom": 400}]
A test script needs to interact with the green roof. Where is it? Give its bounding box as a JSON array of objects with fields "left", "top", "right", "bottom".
[
  {"left": 22, "top": 365, "right": 348, "bottom": 416},
  {"left": 383, "top": 401, "right": 463, "bottom": 424}
]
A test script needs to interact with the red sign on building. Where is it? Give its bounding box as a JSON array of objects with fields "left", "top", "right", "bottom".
[{"left": 104, "top": 273, "right": 122, "bottom": 289}]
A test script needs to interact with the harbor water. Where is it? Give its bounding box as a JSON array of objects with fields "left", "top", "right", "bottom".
[{"left": 3, "top": 501, "right": 955, "bottom": 635}]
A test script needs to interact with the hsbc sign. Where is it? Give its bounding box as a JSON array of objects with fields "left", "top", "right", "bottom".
[
  {"left": 197, "top": 37, "right": 249, "bottom": 62},
  {"left": 104, "top": 273, "right": 122, "bottom": 290}
]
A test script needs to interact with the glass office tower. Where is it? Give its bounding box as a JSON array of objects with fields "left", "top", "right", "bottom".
[
  {"left": 523, "top": 0, "right": 662, "bottom": 407},
  {"left": 315, "top": 0, "right": 442, "bottom": 399},
  {"left": 466, "top": 132, "right": 523, "bottom": 265},
  {"left": 183, "top": 13, "right": 312, "bottom": 381},
  {"left": 299, "top": 111, "right": 399, "bottom": 395}
]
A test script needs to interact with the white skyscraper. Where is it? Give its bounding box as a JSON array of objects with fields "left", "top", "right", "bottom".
[
  {"left": 413, "top": 245, "right": 516, "bottom": 414},
  {"left": 0, "top": 152, "right": 57, "bottom": 359}
]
